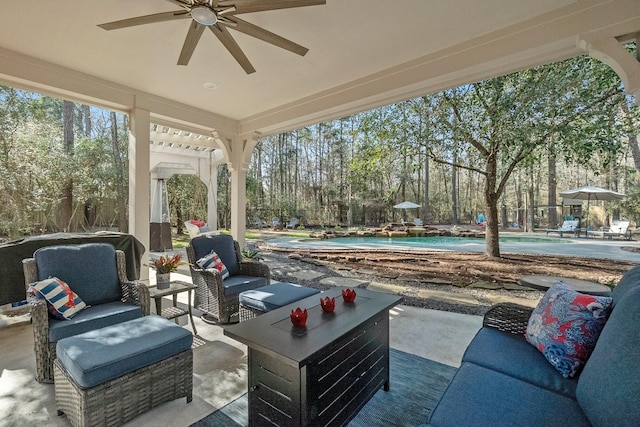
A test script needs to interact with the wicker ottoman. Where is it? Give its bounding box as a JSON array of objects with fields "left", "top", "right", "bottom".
[
  {"left": 238, "top": 281, "right": 320, "bottom": 321},
  {"left": 54, "top": 315, "right": 193, "bottom": 427}
]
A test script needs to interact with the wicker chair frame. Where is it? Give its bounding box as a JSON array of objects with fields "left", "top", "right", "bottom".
[
  {"left": 482, "top": 302, "right": 534, "bottom": 335},
  {"left": 23, "top": 249, "right": 150, "bottom": 384},
  {"left": 186, "top": 240, "right": 270, "bottom": 324},
  {"left": 54, "top": 349, "right": 192, "bottom": 427}
]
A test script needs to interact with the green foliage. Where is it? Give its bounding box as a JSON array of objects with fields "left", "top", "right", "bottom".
[{"left": 241, "top": 247, "right": 263, "bottom": 261}]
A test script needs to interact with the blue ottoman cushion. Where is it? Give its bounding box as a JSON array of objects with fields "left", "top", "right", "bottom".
[
  {"left": 240, "top": 282, "right": 320, "bottom": 312},
  {"left": 56, "top": 315, "right": 192, "bottom": 389}
]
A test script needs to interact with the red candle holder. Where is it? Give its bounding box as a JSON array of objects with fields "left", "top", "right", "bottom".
[
  {"left": 342, "top": 288, "right": 357, "bottom": 303},
  {"left": 320, "top": 296, "right": 336, "bottom": 313},
  {"left": 290, "top": 307, "right": 308, "bottom": 327}
]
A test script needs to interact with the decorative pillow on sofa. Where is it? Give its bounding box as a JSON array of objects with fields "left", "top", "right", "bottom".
[
  {"left": 30, "top": 277, "right": 88, "bottom": 320},
  {"left": 525, "top": 281, "right": 613, "bottom": 378},
  {"left": 196, "top": 250, "right": 230, "bottom": 279}
]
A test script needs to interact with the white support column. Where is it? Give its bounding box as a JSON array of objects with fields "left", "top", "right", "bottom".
[
  {"left": 202, "top": 156, "right": 218, "bottom": 230},
  {"left": 128, "top": 107, "right": 151, "bottom": 280},
  {"left": 229, "top": 137, "right": 247, "bottom": 249},
  {"left": 225, "top": 133, "right": 260, "bottom": 249}
]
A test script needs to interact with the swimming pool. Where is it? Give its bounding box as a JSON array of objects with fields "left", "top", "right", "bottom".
[{"left": 263, "top": 234, "right": 640, "bottom": 262}]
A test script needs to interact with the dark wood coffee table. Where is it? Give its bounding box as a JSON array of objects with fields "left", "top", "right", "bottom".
[{"left": 224, "top": 286, "right": 402, "bottom": 427}]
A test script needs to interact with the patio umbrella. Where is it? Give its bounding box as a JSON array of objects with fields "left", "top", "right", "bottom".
[
  {"left": 393, "top": 201, "right": 420, "bottom": 222},
  {"left": 393, "top": 201, "right": 421, "bottom": 209},
  {"left": 558, "top": 185, "right": 625, "bottom": 234}
]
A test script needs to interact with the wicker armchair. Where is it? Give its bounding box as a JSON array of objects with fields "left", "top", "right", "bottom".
[
  {"left": 23, "top": 243, "right": 149, "bottom": 383},
  {"left": 186, "top": 234, "right": 270, "bottom": 323},
  {"left": 482, "top": 302, "right": 535, "bottom": 335}
]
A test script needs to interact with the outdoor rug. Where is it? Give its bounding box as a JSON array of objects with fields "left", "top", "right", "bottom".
[{"left": 191, "top": 348, "right": 457, "bottom": 427}]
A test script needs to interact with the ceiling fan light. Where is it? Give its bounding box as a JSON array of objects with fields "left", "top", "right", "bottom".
[{"left": 191, "top": 6, "right": 217, "bottom": 26}]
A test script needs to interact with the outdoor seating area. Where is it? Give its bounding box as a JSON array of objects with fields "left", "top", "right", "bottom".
[
  {"left": 4, "top": 232, "right": 640, "bottom": 426},
  {"left": 427, "top": 266, "right": 640, "bottom": 426},
  {"left": 0, "top": 274, "right": 485, "bottom": 427}
]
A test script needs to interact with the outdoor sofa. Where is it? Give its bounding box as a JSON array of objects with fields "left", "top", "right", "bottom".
[{"left": 426, "top": 265, "right": 640, "bottom": 427}]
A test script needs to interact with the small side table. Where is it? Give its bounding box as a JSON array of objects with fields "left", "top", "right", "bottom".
[{"left": 148, "top": 280, "right": 198, "bottom": 335}]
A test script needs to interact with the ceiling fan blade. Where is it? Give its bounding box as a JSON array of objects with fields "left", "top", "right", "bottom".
[
  {"left": 220, "top": 0, "right": 325, "bottom": 15},
  {"left": 165, "top": 0, "right": 191, "bottom": 9},
  {"left": 208, "top": 25, "right": 256, "bottom": 74},
  {"left": 178, "top": 21, "right": 206, "bottom": 65},
  {"left": 98, "top": 11, "right": 190, "bottom": 30},
  {"left": 227, "top": 17, "right": 308, "bottom": 56}
]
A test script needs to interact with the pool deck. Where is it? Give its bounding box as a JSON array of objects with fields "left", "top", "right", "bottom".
[{"left": 263, "top": 231, "right": 640, "bottom": 263}]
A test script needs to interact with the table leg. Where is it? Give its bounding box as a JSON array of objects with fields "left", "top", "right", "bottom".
[
  {"left": 187, "top": 289, "right": 197, "bottom": 335},
  {"left": 154, "top": 298, "right": 162, "bottom": 317},
  {"left": 172, "top": 294, "right": 179, "bottom": 325}
]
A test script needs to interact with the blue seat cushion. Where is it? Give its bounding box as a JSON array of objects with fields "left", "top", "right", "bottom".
[
  {"left": 56, "top": 315, "right": 192, "bottom": 389},
  {"left": 428, "top": 362, "right": 591, "bottom": 427},
  {"left": 190, "top": 235, "right": 240, "bottom": 276},
  {"left": 240, "top": 282, "right": 320, "bottom": 312},
  {"left": 222, "top": 275, "right": 267, "bottom": 297},
  {"left": 577, "top": 286, "right": 640, "bottom": 427},
  {"left": 463, "top": 327, "right": 578, "bottom": 398},
  {"left": 48, "top": 301, "right": 142, "bottom": 342},
  {"left": 34, "top": 243, "right": 121, "bottom": 306}
]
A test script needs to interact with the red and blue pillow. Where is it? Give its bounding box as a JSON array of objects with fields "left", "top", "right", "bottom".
[
  {"left": 30, "top": 277, "right": 88, "bottom": 320},
  {"left": 526, "top": 281, "right": 613, "bottom": 378},
  {"left": 196, "top": 250, "right": 230, "bottom": 279}
]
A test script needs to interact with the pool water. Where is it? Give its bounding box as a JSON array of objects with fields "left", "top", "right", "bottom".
[{"left": 302, "top": 235, "right": 569, "bottom": 248}]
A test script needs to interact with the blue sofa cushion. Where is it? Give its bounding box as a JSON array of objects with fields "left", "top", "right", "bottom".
[
  {"left": 577, "top": 286, "right": 640, "bottom": 427},
  {"left": 196, "top": 250, "right": 230, "bottom": 279},
  {"left": 48, "top": 301, "right": 142, "bottom": 342},
  {"left": 34, "top": 243, "right": 121, "bottom": 306},
  {"left": 462, "top": 327, "right": 578, "bottom": 398},
  {"left": 31, "top": 277, "right": 88, "bottom": 320},
  {"left": 428, "top": 362, "right": 591, "bottom": 427},
  {"left": 239, "top": 282, "right": 320, "bottom": 312},
  {"left": 56, "top": 315, "right": 192, "bottom": 389},
  {"left": 190, "top": 235, "right": 240, "bottom": 276},
  {"left": 525, "top": 282, "right": 612, "bottom": 378},
  {"left": 223, "top": 275, "right": 267, "bottom": 297}
]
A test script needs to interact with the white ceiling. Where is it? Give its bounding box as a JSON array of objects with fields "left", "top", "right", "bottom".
[{"left": 0, "top": 0, "right": 638, "bottom": 140}]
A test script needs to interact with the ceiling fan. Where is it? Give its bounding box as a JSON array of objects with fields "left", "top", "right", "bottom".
[{"left": 98, "top": 0, "right": 326, "bottom": 74}]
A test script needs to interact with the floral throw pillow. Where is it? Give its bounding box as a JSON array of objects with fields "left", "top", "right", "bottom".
[
  {"left": 525, "top": 281, "right": 613, "bottom": 378},
  {"left": 196, "top": 250, "right": 230, "bottom": 279},
  {"left": 30, "top": 277, "right": 88, "bottom": 320}
]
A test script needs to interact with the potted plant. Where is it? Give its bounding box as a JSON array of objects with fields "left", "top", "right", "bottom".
[{"left": 152, "top": 253, "right": 183, "bottom": 289}]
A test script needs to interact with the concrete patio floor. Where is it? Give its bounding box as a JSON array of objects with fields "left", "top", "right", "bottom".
[{"left": 0, "top": 271, "right": 483, "bottom": 427}]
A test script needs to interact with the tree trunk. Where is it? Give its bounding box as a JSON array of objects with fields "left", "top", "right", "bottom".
[
  {"left": 59, "top": 100, "right": 74, "bottom": 232},
  {"left": 110, "top": 111, "right": 127, "bottom": 232},
  {"left": 83, "top": 104, "right": 91, "bottom": 137},
  {"left": 484, "top": 154, "right": 500, "bottom": 258},
  {"left": 451, "top": 164, "right": 458, "bottom": 224},
  {"left": 527, "top": 183, "right": 535, "bottom": 233},
  {"left": 423, "top": 148, "right": 429, "bottom": 224},
  {"left": 547, "top": 147, "right": 558, "bottom": 228}
]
